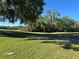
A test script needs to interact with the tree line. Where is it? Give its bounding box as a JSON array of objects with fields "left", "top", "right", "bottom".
[
  {"left": 0, "top": 10, "right": 79, "bottom": 32},
  {"left": 0, "top": 26, "right": 25, "bottom": 30},
  {"left": 27, "top": 10, "right": 79, "bottom": 32}
]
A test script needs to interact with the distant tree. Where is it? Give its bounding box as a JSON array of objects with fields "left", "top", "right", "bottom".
[
  {"left": 0, "top": 0, "right": 44, "bottom": 23},
  {"left": 23, "top": 9, "right": 79, "bottom": 32},
  {"left": 29, "top": 10, "right": 61, "bottom": 32},
  {"left": 59, "top": 16, "right": 76, "bottom": 32},
  {"left": 45, "top": 10, "right": 60, "bottom": 32},
  {"left": 47, "top": 10, "right": 60, "bottom": 21}
]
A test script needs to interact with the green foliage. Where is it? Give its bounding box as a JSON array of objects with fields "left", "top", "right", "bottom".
[
  {"left": 0, "top": 26, "right": 24, "bottom": 30},
  {"left": 28, "top": 10, "right": 79, "bottom": 32},
  {"left": 0, "top": 0, "right": 44, "bottom": 23}
]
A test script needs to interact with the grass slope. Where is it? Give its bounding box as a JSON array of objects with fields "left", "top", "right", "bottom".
[{"left": 0, "top": 31, "right": 79, "bottom": 59}]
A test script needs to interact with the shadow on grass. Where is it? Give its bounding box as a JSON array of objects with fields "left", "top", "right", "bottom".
[
  {"left": 0, "top": 30, "right": 34, "bottom": 38},
  {"left": 41, "top": 40, "right": 65, "bottom": 45},
  {"left": 0, "top": 30, "right": 79, "bottom": 51},
  {"left": 62, "top": 46, "right": 79, "bottom": 51},
  {"left": 0, "top": 30, "right": 79, "bottom": 44},
  {"left": 41, "top": 40, "right": 79, "bottom": 51}
]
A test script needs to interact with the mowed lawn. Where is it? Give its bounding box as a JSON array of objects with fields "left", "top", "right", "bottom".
[{"left": 0, "top": 32, "right": 79, "bottom": 59}]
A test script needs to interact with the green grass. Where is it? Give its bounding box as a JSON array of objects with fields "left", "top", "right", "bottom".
[
  {"left": 0, "top": 37, "right": 79, "bottom": 59},
  {"left": 28, "top": 32, "right": 79, "bottom": 34},
  {"left": 0, "top": 32, "right": 79, "bottom": 59}
]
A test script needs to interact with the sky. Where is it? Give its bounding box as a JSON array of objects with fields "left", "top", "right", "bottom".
[
  {"left": 0, "top": 0, "right": 79, "bottom": 26},
  {"left": 44, "top": 0, "right": 79, "bottom": 20}
]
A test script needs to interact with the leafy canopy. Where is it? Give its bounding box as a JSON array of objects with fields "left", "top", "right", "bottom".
[{"left": 0, "top": 0, "right": 44, "bottom": 23}]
